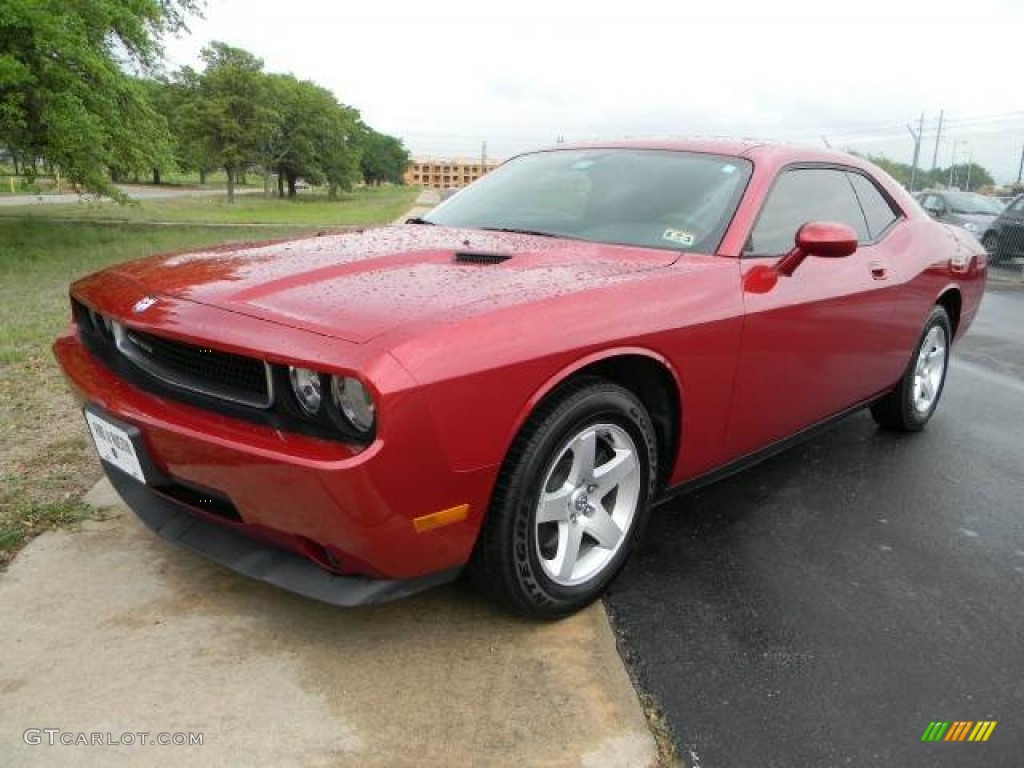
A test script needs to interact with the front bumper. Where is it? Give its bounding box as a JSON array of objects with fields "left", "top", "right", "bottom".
[
  {"left": 104, "top": 464, "right": 459, "bottom": 605},
  {"left": 54, "top": 325, "right": 497, "bottom": 590}
]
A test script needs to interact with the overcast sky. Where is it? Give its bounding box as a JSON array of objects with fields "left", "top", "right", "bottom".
[{"left": 163, "top": 0, "right": 1024, "bottom": 184}]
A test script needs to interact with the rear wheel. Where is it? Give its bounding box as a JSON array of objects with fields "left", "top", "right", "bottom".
[
  {"left": 469, "top": 379, "right": 657, "bottom": 618},
  {"left": 870, "top": 306, "right": 951, "bottom": 432}
]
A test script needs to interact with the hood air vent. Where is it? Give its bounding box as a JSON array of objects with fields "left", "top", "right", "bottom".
[{"left": 453, "top": 251, "right": 511, "bottom": 265}]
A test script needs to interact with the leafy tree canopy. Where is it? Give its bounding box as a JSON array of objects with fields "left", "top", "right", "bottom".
[
  {"left": 855, "top": 151, "right": 995, "bottom": 193},
  {"left": 359, "top": 129, "right": 411, "bottom": 186},
  {"left": 175, "top": 43, "right": 277, "bottom": 201},
  {"left": 0, "top": 0, "right": 202, "bottom": 198}
]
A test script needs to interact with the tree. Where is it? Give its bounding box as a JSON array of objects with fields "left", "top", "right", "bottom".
[
  {"left": 320, "top": 105, "right": 364, "bottom": 199},
  {"left": 0, "top": 0, "right": 200, "bottom": 198},
  {"left": 854, "top": 152, "right": 996, "bottom": 193},
  {"left": 946, "top": 162, "right": 994, "bottom": 192},
  {"left": 267, "top": 76, "right": 362, "bottom": 199},
  {"left": 177, "top": 43, "right": 276, "bottom": 203},
  {"left": 359, "top": 128, "right": 410, "bottom": 186}
]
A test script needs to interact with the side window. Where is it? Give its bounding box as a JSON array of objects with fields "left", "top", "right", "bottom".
[
  {"left": 1010, "top": 197, "right": 1024, "bottom": 214},
  {"left": 748, "top": 168, "right": 869, "bottom": 255},
  {"left": 847, "top": 172, "right": 899, "bottom": 239},
  {"left": 920, "top": 194, "right": 942, "bottom": 215}
]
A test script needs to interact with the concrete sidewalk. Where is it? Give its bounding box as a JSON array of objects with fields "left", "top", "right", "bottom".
[
  {"left": 393, "top": 187, "right": 441, "bottom": 223},
  {"left": 0, "top": 184, "right": 262, "bottom": 207},
  {"left": 0, "top": 480, "right": 656, "bottom": 767}
]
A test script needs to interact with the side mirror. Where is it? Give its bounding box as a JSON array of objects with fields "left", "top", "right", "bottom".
[{"left": 775, "top": 221, "right": 858, "bottom": 276}]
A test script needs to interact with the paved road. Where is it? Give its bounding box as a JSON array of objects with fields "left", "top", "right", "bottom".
[
  {"left": 0, "top": 184, "right": 257, "bottom": 207},
  {"left": 607, "top": 285, "right": 1024, "bottom": 767}
]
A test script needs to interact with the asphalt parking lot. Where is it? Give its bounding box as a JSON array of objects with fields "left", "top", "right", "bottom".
[{"left": 607, "top": 284, "right": 1024, "bottom": 767}]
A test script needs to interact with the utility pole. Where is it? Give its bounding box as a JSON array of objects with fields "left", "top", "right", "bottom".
[
  {"left": 949, "top": 140, "right": 966, "bottom": 188},
  {"left": 481, "top": 140, "right": 487, "bottom": 173},
  {"left": 931, "top": 109, "right": 944, "bottom": 171},
  {"left": 907, "top": 112, "right": 924, "bottom": 192},
  {"left": 1018, "top": 144, "right": 1023, "bottom": 185},
  {"left": 821, "top": 136, "right": 832, "bottom": 149}
]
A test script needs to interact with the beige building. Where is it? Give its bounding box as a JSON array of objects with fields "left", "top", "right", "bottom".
[{"left": 405, "top": 157, "right": 501, "bottom": 189}]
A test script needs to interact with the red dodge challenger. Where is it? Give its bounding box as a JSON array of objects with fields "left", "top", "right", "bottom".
[{"left": 54, "top": 140, "right": 986, "bottom": 618}]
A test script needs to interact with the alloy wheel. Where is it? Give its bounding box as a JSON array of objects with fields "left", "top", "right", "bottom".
[{"left": 534, "top": 423, "right": 641, "bottom": 586}]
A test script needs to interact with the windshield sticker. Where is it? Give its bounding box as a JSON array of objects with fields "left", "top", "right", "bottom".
[{"left": 662, "top": 228, "right": 695, "bottom": 246}]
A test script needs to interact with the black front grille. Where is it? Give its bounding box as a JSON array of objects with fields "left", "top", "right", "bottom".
[
  {"left": 72, "top": 298, "right": 370, "bottom": 444},
  {"left": 118, "top": 328, "right": 272, "bottom": 409}
]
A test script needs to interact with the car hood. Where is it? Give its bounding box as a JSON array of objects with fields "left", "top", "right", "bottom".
[{"left": 109, "top": 225, "right": 679, "bottom": 342}]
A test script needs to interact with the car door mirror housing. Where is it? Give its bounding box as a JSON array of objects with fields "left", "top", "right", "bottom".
[
  {"left": 797, "top": 221, "right": 859, "bottom": 258},
  {"left": 774, "top": 221, "right": 858, "bottom": 276}
]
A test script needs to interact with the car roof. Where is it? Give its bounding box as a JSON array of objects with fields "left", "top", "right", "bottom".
[{"left": 531, "top": 138, "right": 872, "bottom": 167}]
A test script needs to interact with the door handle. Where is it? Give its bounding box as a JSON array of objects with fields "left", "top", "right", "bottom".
[{"left": 870, "top": 262, "right": 888, "bottom": 280}]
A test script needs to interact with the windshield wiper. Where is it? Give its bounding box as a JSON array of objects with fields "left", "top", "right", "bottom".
[
  {"left": 478, "top": 226, "right": 558, "bottom": 238},
  {"left": 405, "top": 217, "right": 435, "bottom": 225}
]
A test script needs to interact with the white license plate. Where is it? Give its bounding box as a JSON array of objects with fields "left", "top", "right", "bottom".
[{"left": 85, "top": 411, "right": 147, "bottom": 484}]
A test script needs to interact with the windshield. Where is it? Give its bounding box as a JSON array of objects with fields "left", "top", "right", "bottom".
[
  {"left": 423, "top": 148, "right": 752, "bottom": 252},
  {"left": 946, "top": 192, "right": 1002, "bottom": 215}
]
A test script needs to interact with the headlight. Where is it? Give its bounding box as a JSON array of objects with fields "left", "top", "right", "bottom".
[
  {"left": 331, "top": 376, "right": 375, "bottom": 434},
  {"left": 289, "top": 367, "right": 322, "bottom": 416},
  {"left": 962, "top": 221, "right": 979, "bottom": 233}
]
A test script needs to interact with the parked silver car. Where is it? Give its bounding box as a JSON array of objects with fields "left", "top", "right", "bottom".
[{"left": 915, "top": 190, "right": 1003, "bottom": 237}]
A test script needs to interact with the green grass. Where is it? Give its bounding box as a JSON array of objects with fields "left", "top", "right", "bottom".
[
  {"left": 0, "top": 185, "right": 419, "bottom": 226},
  {"left": 0, "top": 185, "right": 421, "bottom": 566}
]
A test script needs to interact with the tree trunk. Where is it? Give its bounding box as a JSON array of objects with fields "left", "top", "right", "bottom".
[
  {"left": 199, "top": 168, "right": 207, "bottom": 185},
  {"left": 277, "top": 165, "right": 285, "bottom": 198},
  {"left": 239, "top": 171, "right": 247, "bottom": 185},
  {"left": 287, "top": 172, "right": 297, "bottom": 199},
  {"left": 328, "top": 183, "right": 338, "bottom": 201},
  {"left": 226, "top": 167, "right": 236, "bottom": 204},
  {"left": 152, "top": 168, "right": 161, "bottom": 185}
]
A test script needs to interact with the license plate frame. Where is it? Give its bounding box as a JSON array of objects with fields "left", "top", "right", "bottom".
[{"left": 83, "top": 407, "right": 149, "bottom": 484}]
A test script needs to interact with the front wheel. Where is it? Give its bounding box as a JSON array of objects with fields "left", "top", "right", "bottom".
[
  {"left": 469, "top": 380, "right": 657, "bottom": 618},
  {"left": 870, "top": 306, "right": 951, "bottom": 432},
  {"left": 982, "top": 232, "right": 1001, "bottom": 264}
]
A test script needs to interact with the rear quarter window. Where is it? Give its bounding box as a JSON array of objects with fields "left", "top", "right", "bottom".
[{"left": 847, "top": 172, "right": 900, "bottom": 240}]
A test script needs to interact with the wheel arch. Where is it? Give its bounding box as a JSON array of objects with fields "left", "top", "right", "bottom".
[
  {"left": 936, "top": 286, "right": 962, "bottom": 339},
  {"left": 508, "top": 348, "right": 683, "bottom": 492}
]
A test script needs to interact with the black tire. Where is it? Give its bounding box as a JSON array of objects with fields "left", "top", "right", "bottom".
[
  {"left": 870, "top": 306, "right": 952, "bottom": 432},
  {"left": 982, "top": 232, "right": 1001, "bottom": 265},
  {"left": 469, "top": 379, "right": 657, "bottom": 619}
]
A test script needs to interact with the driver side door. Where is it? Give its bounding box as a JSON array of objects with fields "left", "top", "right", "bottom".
[{"left": 724, "top": 166, "right": 910, "bottom": 459}]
